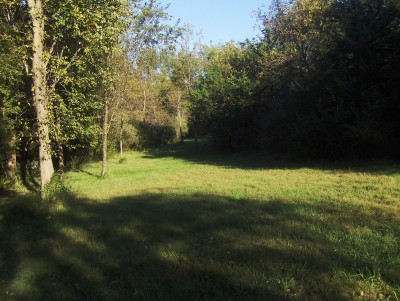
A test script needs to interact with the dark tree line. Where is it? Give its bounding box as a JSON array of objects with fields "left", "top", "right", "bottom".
[{"left": 192, "top": 0, "right": 400, "bottom": 160}]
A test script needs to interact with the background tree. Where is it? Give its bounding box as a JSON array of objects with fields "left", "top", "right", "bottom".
[
  {"left": 191, "top": 42, "right": 258, "bottom": 149},
  {"left": 1, "top": 0, "right": 133, "bottom": 187},
  {"left": 253, "top": 0, "right": 400, "bottom": 159},
  {"left": 0, "top": 0, "right": 28, "bottom": 183},
  {"left": 168, "top": 25, "right": 203, "bottom": 142},
  {"left": 190, "top": 0, "right": 400, "bottom": 160},
  {"left": 105, "top": 0, "right": 184, "bottom": 152}
]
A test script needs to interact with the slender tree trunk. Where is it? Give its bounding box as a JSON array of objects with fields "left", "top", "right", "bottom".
[
  {"left": 101, "top": 99, "right": 108, "bottom": 177},
  {"left": 177, "top": 92, "right": 183, "bottom": 142},
  {"left": 27, "top": 0, "right": 54, "bottom": 190},
  {"left": 55, "top": 130, "right": 65, "bottom": 179},
  {"left": 119, "top": 116, "right": 123, "bottom": 157},
  {"left": 54, "top": 101, "right": 65, "bottom": 178},
  {"left": 143, "top": 89, "right": 146, "bottom": 122},
  {"left": 0, "top": 100, "right": 16, "bottom": 181},
  {"left": 6, "top": 129, "right": 17, "bottom": 181},
  {"left": 57, "top": 143, "right": 65, "bottom": 179},
  {"left": 194, "top": 125, "right": 198, "bottom": 153}
]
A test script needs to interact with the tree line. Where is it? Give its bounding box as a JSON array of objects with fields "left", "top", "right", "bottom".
[
  {"left": 1, "top": 0, "right": 399, "bottom": 191},
  {"left": 192, "top": 0, "right": 400, "bottom": 160},
  {"left": 0, "top": 0, "right": 192, "bottom": 190}
]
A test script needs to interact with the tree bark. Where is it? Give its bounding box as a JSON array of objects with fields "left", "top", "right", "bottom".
[
  {"left": 27, "top": 0, "right": 54, "bottom": 190},
  {"left": 119, "top": 116, "right": 123, "bottom": 157},
  {"left": 177, "top": 92, "right": 184, "bottom": 142},
  {"left": 1, "top": 12, "right": 17, "bottom": 183},
  {"left": 142, "top": 89, "right": 146, "bottom": 122},
  {"left": 6, "top": 129, "right": 17, "bottom": 181},
  {"left": 57, "top": 142, "right": 65, "bottom": 179},
  {"left": 54, "top": 103, "right": 65, "bottom": 178},
  {"left": 101, "top": 99, "right": 108, "bottom": 177}
]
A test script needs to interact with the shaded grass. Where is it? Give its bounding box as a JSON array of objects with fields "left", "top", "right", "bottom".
[{"left": 1, "top": 140, "right": 399, "bottom": 300}]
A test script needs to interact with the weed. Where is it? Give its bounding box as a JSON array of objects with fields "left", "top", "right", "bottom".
[{"left": 118, "top": 157, "right": 127, "bottom": 164}]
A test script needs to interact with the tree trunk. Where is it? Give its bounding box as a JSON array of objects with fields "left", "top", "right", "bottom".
[
  {"left": 54, "top": 101, "right": 65, "bottom": 178},
  {"left": 177, "top": 92, "right": 184, "bottom": 142},
  {"left": 119, "top": 116, "right": 123, "bottom": 157},
  {"left": 55, "top": 130, "right": 65, "bottom": 178},
  {"left": 143, "top": 89, "right": 146, "bottom": 122},
  {"left": 194, "top": 125, "right": 198, "bottom": 153},
  {"left": 57, "top": 143, "right": 65, "bottom": 179},
  {"left": 0, "top": 99, "right": 16, "bottom": 181},
  {"left": 101, "top": 99, "right": 108, "bottom": 177},
  {"left": 27, "top": 0, "right": 54, "bottom": 190},
  {"left": 6, "top": 129, "right": 17, "bottom": 181}
]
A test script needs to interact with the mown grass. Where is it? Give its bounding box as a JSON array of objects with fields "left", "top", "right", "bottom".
[{"left": 1, "top": 140, "right": 399, "bottom": 300}]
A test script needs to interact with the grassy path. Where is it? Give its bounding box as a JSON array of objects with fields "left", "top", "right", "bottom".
[{"left": 1, "top": 141, "right": 400, "bottom": 300}]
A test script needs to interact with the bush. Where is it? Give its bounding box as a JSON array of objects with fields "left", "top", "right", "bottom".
[{"left": 136, "top": 121, "right": 178, "bottom": 149}]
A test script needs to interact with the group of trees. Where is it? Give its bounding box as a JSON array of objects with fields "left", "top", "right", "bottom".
[
  {"left": 1, "top": 0, "right": 132, "bottom": 189},
  {"left": 1, "top": 0, "right": 399, "bottom": 191},
  {"left": 0, "top": 0, "right": 195, "bottom": 189},
  {"left": 193, "top": 0, "right": 400, "bottom": 159}
]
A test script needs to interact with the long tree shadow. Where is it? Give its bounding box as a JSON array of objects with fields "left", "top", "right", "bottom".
[
  {"left": 78, "top": 168, "right": 102, "bottom": 179},
  {"left": 143, "top": 139, "right": 400, "bottom": 175},
  {"left": 0, "top": 191, "right": 399, "bottom": 300}
]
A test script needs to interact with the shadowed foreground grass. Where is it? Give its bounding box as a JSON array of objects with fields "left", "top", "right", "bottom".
[{"left": 1, "top": 141, "right": 399, "bottom": 300}]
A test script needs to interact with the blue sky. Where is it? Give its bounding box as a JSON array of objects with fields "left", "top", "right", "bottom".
[{"left": 158, "top": 0, "right": 271, "bottom": 44}]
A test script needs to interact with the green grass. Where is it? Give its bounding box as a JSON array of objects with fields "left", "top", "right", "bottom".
[{"left": 1, "top": 140, "right": 400, "bottom": 300}]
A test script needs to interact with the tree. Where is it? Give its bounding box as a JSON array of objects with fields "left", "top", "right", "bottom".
[
  {"left": 0, "top": 0, "right": 28, "bottom": 183},
  {"left": 168, "top": 25, "right": 203, "bottom": 142},
  {"left": 254, "top": 0, "right": 400, "bottom": 158},
  {"left": 191, "top": 42, "right": 257, "bottom": 149},
  {"left": 1, "top": 0, "right": 133, "bottom": 187},
  {"left": 103, "top": 0, "right": 183, "bottom": 153},
  {"left": 27, "top": 0, "right": 54, "bottom": 190}
]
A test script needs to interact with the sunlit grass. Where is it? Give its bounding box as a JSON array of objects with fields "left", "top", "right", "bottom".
[{"left": 1, "top": 140, "right": 399, "bottom": 300}]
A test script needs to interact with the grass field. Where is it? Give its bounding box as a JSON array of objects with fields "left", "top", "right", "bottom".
[{"left": 1, "top": 140, "right": 399, "bottom": 300}]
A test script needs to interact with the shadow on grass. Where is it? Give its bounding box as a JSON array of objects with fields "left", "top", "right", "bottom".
[
  {"left": 78, "top": 169, "right": 102, "bottom": 179},
  {"left": 142, "top": 139, "right": 400, "bottom": 175},
  {"left": 1, "top": 190, "right": 399, "bottom": 301}
]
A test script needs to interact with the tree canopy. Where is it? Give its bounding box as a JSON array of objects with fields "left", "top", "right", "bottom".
[{"left": 1, "top": 0, "right": 399, "bottom": 190}]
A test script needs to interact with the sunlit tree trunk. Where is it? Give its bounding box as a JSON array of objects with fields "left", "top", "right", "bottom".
[
  {"left": 177, "top": 91, "right": 184, "bottom": 142},
  {"left": 119, "top": 116, "right": 123, "bottom": 157},
  {"left": 101, "top": 99, "right": 108, "bottom": 177},
  {"left": 27, "top": 0, "right": 54, "bottom": 190}
]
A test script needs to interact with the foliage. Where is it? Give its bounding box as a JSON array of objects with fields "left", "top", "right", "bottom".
[
  {"left": 191, "top": 42, "right": 259, "bottom": 149},
  {"left": 0, "top": 0, "right": 183, "bottom": 187},
  {"left": 254, "top": 0, "right": 400, "bottom": 159},
  {"left": 1, "top": 0, "right": 399, "bottom": 181},
  {"left": 191, "top": 0, "right": 400, "bottom": 160},
  {"left": 136, "top": 120, "right": 178, "bottom": 149},
  {"left": 106, "top": 22, "right": 198, "bottom": 152},
  {"left": 0, "top": 1, "right": 29, "bottom": 178}
]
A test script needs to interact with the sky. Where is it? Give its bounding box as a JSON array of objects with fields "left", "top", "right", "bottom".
[{"left": 158, "top": 0, "right": 272, "bottom": 44}]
